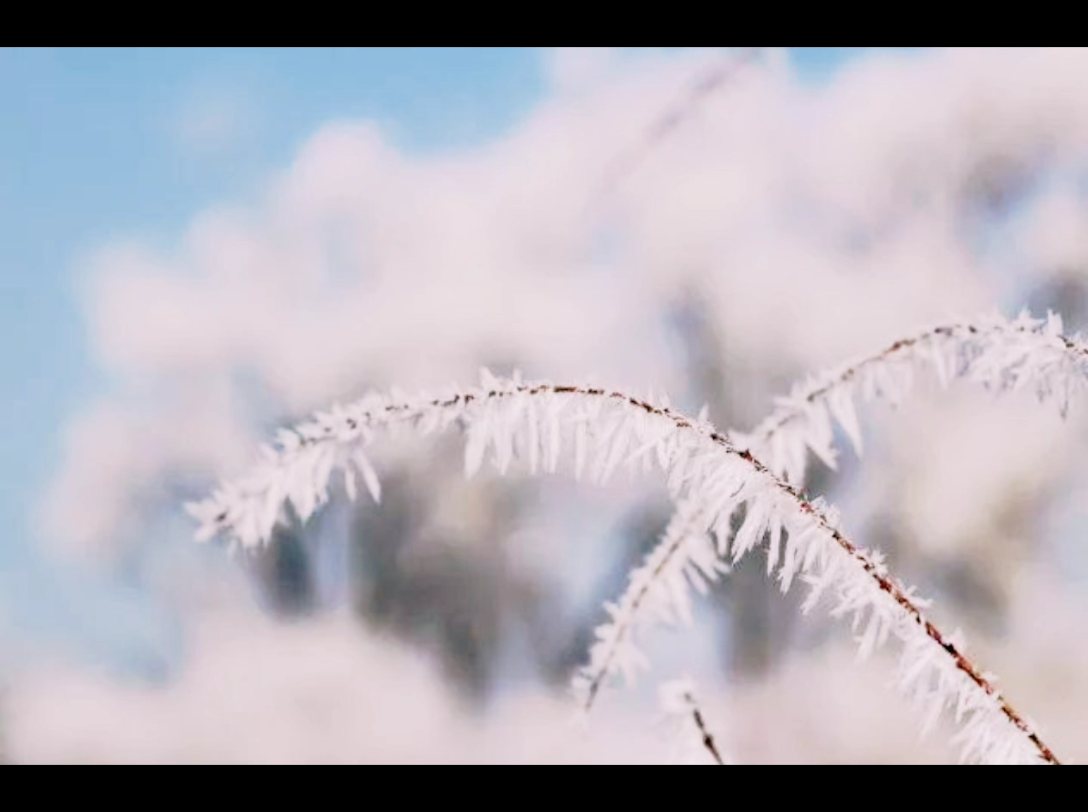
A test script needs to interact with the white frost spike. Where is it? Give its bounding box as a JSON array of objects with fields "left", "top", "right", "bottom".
[
  {"left": 545, "top": 398, "right": 563, "bottom": 473},
  {"left": 574, "top": 419, "right": 588, "bottom": 480},
  {"left": 259, "top": 479, "right": 283, "bottom": 541},
  {"left": 312, "top": 444, "right": 337, "bottom": 502},
  {"left": 352, "top": 449, "right": 382, "bottom": 503},
  {"left": 732, "top": 496, "right": 770, "bottom": 562},
  {"left": 464, "top": 417, "right": 489, "bottom": 479},
  {"left": 525, "top": 397, "right": 540, "bottom": 474},
  {"left": 828, "top": 386, "right": 863, "bottom": 456},
  {"left": 591, "top": 413, "right": 623, "bottom": 484},
  {"left": 765, "top": 512, "right": 784, "bottom": 575},
  {"left": 931, "top": 341, "right": 952, "bottom": 387},
  {"left": 344, "top": 465, "right": 358, "bottom": 502}
]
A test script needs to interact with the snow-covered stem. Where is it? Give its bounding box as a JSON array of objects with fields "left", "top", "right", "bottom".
[
  {"left": 600, "top": 311, "right": 1087, "bottom": 712},
  {"left": 599, "top": 311, "right": 1088, "bottom": 715},
  {"left": 734, "top": 310, "right": 1088, "bottom": 485},
  {"left": 620, "top": 310, "right": 1088, "bottom": 759},
  {"left": 578, "top": 314, "right": 1088, "bottom": 721},
  {"left": 577, "top": 499, "right": 728, "bottom": 712},
  {"left": 186, "top": 374, "right": 1058, "bottom": 765}
]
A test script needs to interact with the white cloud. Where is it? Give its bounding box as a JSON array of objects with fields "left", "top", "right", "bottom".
[
  {"left": 1016, "top": 183, "right": 1088, "bottom": 273},
  {"left": 43, "top": 47, "right": 1088, "bottom": 558},
  {"left": 3, "top": 608, "right": 670, "bottom": 764}
]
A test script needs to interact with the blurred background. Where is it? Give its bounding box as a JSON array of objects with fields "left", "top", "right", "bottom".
[{"left": 3, "top": 46, "right": 1088, "bottom": 764}]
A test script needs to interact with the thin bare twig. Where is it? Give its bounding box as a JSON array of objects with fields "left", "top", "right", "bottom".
[
  {"left": 595, "top": 47, "right": 763, "bottom": 199},
  {"left": 660, "top": 679, "right": 728, "bottom": 765},
  {"left": 690, "top": 701, "right": 726, "bottom": 765}
]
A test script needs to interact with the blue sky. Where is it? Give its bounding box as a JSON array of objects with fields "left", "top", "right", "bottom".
[{"left": 0, "top": 47, "right": 900, "bottom": 658}]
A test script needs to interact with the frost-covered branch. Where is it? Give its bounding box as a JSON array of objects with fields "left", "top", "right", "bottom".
[
  {"left": 734, "top": 310, "right": 1088, "bottom": 485},
  {"left": 576, "top": 497, "right": 729, "bottom": 712},
  {"left": 592, "top": 311, "right": 1088, "bottom": 713},
  {"left": 186, "top": 372, "right": 1058, "bottom": 765}
]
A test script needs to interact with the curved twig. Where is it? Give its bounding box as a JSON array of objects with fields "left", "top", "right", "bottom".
[
  {"left": 733, "top": 311, "right": 1088, "bottom": 483},
  {"left": 580, "top": 312, "right": 1088, "bottom": 714},
  {"left": 596, "top": 47, "right": 762, "bottom": 199}
]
